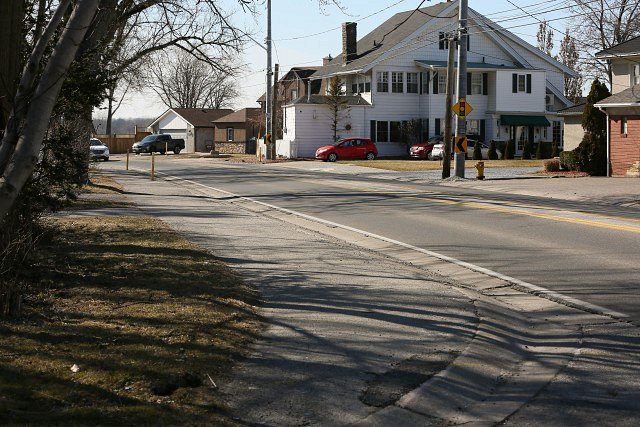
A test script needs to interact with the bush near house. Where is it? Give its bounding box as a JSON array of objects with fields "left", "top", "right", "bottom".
[
  {"left": 487, "top": 140, "right": 499, "bottom": 160},
  {"left": 472, "top": 140, "right": 482, "bottom": 160},
  {"left": 544, "top": 158, "right": 560, "bottom": 172},
  {"left": 559, "top": 150, "right": 576, "bottom": 170},
  {"left": 504, "top": 140, "right": 515, "bottom": 159},
  {"left": 551, "top": 142, "right": 560, "bottom": 158},
  {"left": 536, "top": 141, "right": 548, "bottom": 160}
]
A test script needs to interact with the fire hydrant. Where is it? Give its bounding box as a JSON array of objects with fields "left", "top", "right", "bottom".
[{"left": 475, "top": 161, "right": 485, "bottom": 180}]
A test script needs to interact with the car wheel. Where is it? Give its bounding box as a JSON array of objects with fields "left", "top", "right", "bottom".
[
  {"left": 327, "top": 153, "right": 337, "bottom": 162},
  {"left": 366, "top": 152, "right": 376, "bottom": 160},
  {"left": 104, "top": 157, "right": 109, "bottom": 161},
  {"left": 174, "top": 147, "right": 181, "bottom": 154},
  {"left": 428, "top": 152, "right": 434, "bottom": 160}
]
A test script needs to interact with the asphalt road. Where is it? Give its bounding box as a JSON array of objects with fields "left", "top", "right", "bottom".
[{"left": 109, "top": 156, "right": 640, "bottom": 322}]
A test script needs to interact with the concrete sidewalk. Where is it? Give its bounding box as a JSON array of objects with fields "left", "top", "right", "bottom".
[{"left": 101, "top": 164, "right": 640, "bottom": 426}]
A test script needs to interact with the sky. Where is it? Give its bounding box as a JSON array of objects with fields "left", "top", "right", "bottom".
[{"left": 105, "top": 0, "right": 572, "bottom": 121}]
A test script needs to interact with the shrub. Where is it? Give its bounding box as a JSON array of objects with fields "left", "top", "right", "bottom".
[
  {"left": 521, "top": 140, "right": 531, "bottom": 159},
  {"left": 559, "top": 150, "right": 575, "bottom": 170},
  {"left": 536, "top": 141, "right": 548, "bottom": 160},
  {"left": 544, "top": 158, "right": 560, "bottom": 172},
  {"left": 487, "top": 140, "right": 499, "bottom": 160},
  {"left": 472, "top": 140, "right": 482, "bottom": 160},
  {"left": 573, "top": 133, "right": 607, "bottom": 175},
  {"left": 551, "top": 142, "right": 560, "bottom": 158},
  {"left": 504, "top": 140, "right": 515, "bottom": 159}
]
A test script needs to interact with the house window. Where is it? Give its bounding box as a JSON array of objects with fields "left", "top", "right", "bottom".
[
  {"left": 518, "top": 75, "right": 526, "bottom": 92},
  {"left": 351, "top": 74, "right": 371, "bottom": 94},
  {"left": 421, "top": 72, "right": 430, "bottom": 94},
  {"left": 227, "top": 127, "right": 234, "bottom": 142},
  {"left": 390, "top": 121, "right": 402, "bottom": 141},
  {"left": 634, "top": 65, "right": 640, "bottom": 85},
  {"left": 377, "top": 121, "right": 389, "bottom": 142},
  {"left": 552, "top": 121, "right": 562, "bottom": 145},
  {"left": 438, "top": 74, "right": 447, "bottom": 94},
  {"left": 468, "top": 120, "right": 479, "bottom": 135},
  {"left": 471, "top": 73, "right": 483, "bottom": 95},
  {"left": 391, "top": 72, "right": 404, "bottom": 93},
  {"left": 291, "top": 90, "right": 298, "bottom": 99},
  {"left": 439, "top": 32, "right": 448, "bottom": 50},
  {"left": 496, "top": 120, "right": 501, "bottom": 138},
  {"left": 377, "top": 72, "right": 389, "bottom": 93},
  {"left": 622, "top": 117, "right": 628, "bottom": 134},
  {"left": 407, "top": 72, "right": 419, "bottom": 93},
  {"left": 543, "top": 127, "right": 548, "bottom": 139}
]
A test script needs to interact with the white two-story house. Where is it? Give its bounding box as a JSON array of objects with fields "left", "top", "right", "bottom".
[{"left": 278, "top": 0, "right": 576, "bottom": 159}]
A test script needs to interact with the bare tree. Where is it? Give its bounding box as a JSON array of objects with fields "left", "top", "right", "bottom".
[
  {"left": 558, "top": 29, "right": 584, "bottom": 103},
  {"left": 148, "top": 50, "right": 239, "bottom": 110},
  {"left": 536, "top": 21, "right": 554, "bottom": 56},
  {"left": 570, "top": 0, "right": 640, "bottom": 87}
]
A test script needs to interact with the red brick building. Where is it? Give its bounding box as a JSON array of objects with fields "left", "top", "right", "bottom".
[{"left": 595, "top": 37, "right": 640, "bottom": 176}]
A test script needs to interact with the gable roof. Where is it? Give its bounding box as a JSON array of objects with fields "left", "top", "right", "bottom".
[
  {"left": 172, "top": 108, "right": 234, "bottom": 127},
  {"left": 313, "top": 2, "right": 453, "bottom": 78},
  {"left": 149, "top": 108, "right": 234, "bottom": 128},
  {"left": 285, "top": 94, "right": 371, "bottom": 107},
  {"left": 213, "top": 108, "right": 262, "bottom": 124},
  {"left": 596, "top": 35, "right": 640, "bottom": 59},
  {"left": 595, "top": 84, "right": 640, "bottom": 106},
  {"left": 313, "top": 1, "right": 576, "bottom": 80},
  {"left": 256, "top": 66, "right": 321, "bottom": 103},
  {"left": 557, "top": 100, "right": 586, "bottom": 116}
]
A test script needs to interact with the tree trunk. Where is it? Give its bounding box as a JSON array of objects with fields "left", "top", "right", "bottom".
[
  {"left": 0, "top": 0, "right": 72, "bottom": 176},
  {"left": 0, "top": 0, "right": 100, "bottom": 220},
  {"left": 0, "top": 0, "right": 24, "bottom": 132}
]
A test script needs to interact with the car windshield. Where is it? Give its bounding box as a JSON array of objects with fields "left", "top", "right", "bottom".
[
  {"left": 428, "top": 136, "right": 442, "bottom": 143},
  {"left": 90, "top": 140, "right": 102, "bottom": 147},
  {"left": 140, "top": 135, "right": 160, "bottom": 143}
]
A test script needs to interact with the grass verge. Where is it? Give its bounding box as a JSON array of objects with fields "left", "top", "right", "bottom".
[
  {"left": 340, "top": 159, "right": 545, "bottom": 171},
  {"left": 0, "top": 174, "right": 262, "bottom": 425}
]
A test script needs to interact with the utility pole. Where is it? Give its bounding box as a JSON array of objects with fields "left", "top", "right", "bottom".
[
  {"left": 454, "top": 0, "right": 468, "bottom": 178},
  {"left": 271, "top": 63, "right": 279, "bottom": 160},
  {"left": 443, "top": 35, "right": 456, "bottom": 179},
  {"left": 265, "top": 0, "right": 273, "bottom": 160}
]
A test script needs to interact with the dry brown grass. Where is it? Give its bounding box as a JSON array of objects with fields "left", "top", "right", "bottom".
[
  {"left": 0, "top": 184, "right": 262, "bottom": 424},
  {"left": 341, "top": 159, "right": 545, "bottom": 171}
]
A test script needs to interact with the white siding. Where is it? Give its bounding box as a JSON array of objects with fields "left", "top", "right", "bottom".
[{"left": 494, "top": 70, "right": 546, "bottom": 113}]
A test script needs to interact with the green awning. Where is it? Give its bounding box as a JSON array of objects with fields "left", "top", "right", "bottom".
[{"left": 500, "top": 115, "right": 551, "bottom": 127}]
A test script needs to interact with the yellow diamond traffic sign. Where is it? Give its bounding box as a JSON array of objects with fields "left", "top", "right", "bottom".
[
  {"left": 265, "top": 133, "right": 272, "bottom": 145},
  {"left": 455, "top": 136, "right": 468, "bottom": 154},
  {"left": 453, "top": 98, "right": 473, "bottom": 119}
]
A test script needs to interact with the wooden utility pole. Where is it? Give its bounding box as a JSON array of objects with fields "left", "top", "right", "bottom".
[
  {"left": 443, "top": 35, "right": 456, "bottom": 179},
  {"left": 454, "top": 0, "right": 469, "bottom": 178},
  {"left": 270, "top": 63, "right": 279, "bottom": 160}
]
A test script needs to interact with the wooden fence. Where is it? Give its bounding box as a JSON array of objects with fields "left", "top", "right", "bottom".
[{"left": 94, "top": 131, "right": 150, "bottom": 154}]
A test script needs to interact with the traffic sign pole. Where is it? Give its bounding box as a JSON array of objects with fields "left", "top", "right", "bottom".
[{"left": 454, "top": 0, "right": 468, "bottom": 178}]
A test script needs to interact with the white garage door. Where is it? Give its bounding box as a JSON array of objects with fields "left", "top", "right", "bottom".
[{"left": 159, "top": 128, "right": 187, "bottom": 140}]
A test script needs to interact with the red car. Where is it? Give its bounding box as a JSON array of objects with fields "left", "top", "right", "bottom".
[
  {"left": 315, "top": 138, "right": 378, "bottom": 162},
  {"left": 409, "top": 136, "right": 442, "bottom": 159}
]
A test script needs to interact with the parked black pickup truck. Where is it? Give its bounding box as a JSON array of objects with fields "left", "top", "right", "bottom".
[{"left": 132, "top": 134, "right": 185, "bottom": 154}]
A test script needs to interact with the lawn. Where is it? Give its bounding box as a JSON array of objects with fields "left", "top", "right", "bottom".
[
  {"left": 340, "top": 159, "right": 545, "bottom": 172},
  {"left": 0, "top": 173, "right": 262, "bottom": 425}
]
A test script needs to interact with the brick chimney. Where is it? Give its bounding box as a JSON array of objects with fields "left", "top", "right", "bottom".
[
  {"left": 342, "top": 22, "right": 357, "bottom": 65},
  {"left": 323, "top": 55, "right": 333, "bottom": 66}
]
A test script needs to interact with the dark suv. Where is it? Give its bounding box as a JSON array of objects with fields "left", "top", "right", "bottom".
[{"left": 132, "top": 134, "right": 185, "bottom": 154}]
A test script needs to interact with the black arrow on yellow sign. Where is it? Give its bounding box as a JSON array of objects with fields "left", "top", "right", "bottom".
[{"left": 455, "top": 136, "right": 468, "bottom": 154}]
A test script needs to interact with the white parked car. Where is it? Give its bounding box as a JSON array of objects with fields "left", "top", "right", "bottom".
[
  {"left": 89, "top": 138, "right": 109, "bottom": 161},
  {"left": 430, "top": 139, "right": 502, "bottom": 160}
]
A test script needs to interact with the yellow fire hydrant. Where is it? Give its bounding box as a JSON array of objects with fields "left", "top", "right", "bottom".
[{"left": 475, "top": 161, "right": 485, "bottom": 180}]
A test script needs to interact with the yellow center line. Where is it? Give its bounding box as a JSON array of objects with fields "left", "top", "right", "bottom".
[{"left": 297, "top": 178, "right": 640, "bottom": 234}]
